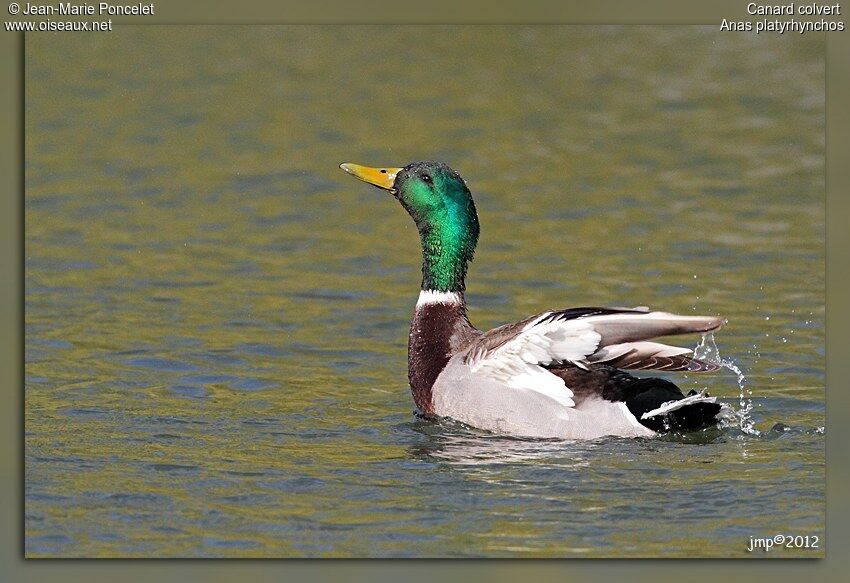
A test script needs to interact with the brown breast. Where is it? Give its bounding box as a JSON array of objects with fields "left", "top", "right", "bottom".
[{"left": 407, "top": 301, "right": 478, "bottom": 413}]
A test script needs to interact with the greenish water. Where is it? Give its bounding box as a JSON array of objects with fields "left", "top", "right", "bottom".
[{"left": 25, "top": 26, "right": 824, "bottom": 557}]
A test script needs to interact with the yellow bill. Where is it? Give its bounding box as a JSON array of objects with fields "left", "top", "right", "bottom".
[{"left": 339, "top": 163, "right": 402, "bottom": 191}]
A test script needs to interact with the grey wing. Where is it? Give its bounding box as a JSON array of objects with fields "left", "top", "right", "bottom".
[{"left": 464, "top": 306, "right": 725, "bottom": 376}]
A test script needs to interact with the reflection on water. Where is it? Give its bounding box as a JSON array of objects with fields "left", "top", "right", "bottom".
[
  {"left": 408, "top": 411, "right": 822, "bottom": 468},
  {"left": 25, "top": 26, "right": 823, "bottom": 557}
]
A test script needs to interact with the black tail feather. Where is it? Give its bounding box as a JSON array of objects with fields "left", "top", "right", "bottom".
[
  {"left": 547, "top": 366, "right": 724, "bottom": 433},
  {"left": 622, "top": 378, "right": 721, "bottom": 432}
]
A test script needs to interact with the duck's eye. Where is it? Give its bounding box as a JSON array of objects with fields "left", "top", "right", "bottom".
[{"left": 421, "top": 174, "right": 432, "bottom": 183}]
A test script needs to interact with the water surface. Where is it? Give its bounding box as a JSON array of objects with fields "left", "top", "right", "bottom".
[{"left": 25, "top": 26, "right": 824, "bottom": 557}]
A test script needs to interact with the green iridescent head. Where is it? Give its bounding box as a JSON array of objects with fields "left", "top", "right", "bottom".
[{"left": 340, "top": 161, "right": 480, "bottom": 292}]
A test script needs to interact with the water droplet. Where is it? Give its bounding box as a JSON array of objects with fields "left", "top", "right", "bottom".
[{"left": 693, "top": 332, "right": 759, "bottom": 436}]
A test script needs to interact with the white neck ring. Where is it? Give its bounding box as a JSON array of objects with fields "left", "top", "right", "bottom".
[{"left": 416, "top": 290, "right": 463, "bottom": 307}]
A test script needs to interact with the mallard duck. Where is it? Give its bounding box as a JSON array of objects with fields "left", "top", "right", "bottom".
[{"left": 340, "top": 161, "right": 728, "bottom": 439}]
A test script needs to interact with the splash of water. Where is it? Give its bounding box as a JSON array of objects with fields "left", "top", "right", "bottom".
[{"left": 694, "top": 332, "right": 760, "bottom": 436}]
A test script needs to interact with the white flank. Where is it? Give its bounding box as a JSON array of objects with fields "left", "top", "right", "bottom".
[
  {"left": 416, "top": 290, "right": 463, "bottom": 307},
  {"left": 619, "top": 402, "right": 650, "bottom": 431}
]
